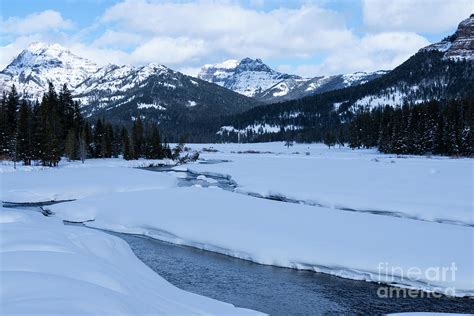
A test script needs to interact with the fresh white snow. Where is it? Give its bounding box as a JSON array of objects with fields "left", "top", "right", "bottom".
[
  {"left": 137, "top": 102, "right": 166, "bottom": 110},
  {"left": 186, "top": 143, "right": 473, "bottom": 226},
  {"left": 50, "top": 186, "right": 473, "bottom": 297},
  {"left": 1, "top": 159, "right": 176, "bottom": 203},
  {"left": 0, "top": 207, "right": 260, "bottom": 315}
]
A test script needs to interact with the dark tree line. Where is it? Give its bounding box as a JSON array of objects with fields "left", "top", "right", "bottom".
[
  {"left": 0, "top": 84, "right": 171, "bottom": 166},
  {"left": 348, "top": 99, "right": 472, "bottom": 156}
]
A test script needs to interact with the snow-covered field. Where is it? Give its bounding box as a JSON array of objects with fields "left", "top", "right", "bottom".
[
  {"left": 0, "top": 207, "right": 259, "bottom": 315},
  {"left": 1, "top": 142, "right": 473, "bottom": 313},
  {"left": 1, "top": 161, "right": 176, "bottom": 203},
  {"left": 186, "top": 143, "right": 473, "bottom": 226}
]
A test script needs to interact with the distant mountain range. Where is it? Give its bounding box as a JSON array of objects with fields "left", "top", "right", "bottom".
[
  {"left": 215, "top": 15, "right": 474, "bottom": 142},
  {"left": 198, "top": 57, "right": 387, "bottom": 103},
  {"left": 0, "top": 15, "right": 472, "bottom": 142},
  {"left": 0, "top": 42, "right": 259, "bottom": 137}
]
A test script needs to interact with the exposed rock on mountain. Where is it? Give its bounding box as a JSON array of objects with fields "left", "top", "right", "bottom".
[{"left": 198, "top": 57, "right": 387, "bottom": 103}]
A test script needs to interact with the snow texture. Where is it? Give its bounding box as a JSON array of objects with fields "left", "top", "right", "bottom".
[
  {"left": 0, "top": 208, "right": 260, "bottom": 315},
  {"left": 186, "top": 143, "right": 473, "bottom": 226}
]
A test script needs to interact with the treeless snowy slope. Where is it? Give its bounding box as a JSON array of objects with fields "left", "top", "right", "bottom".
[
  {"left": 186, "top": 143, "right": 473, "bottom": 226},
  {"left": 0, "top": 208, "right": 261, "bottom": 315},
  {"left": 1, "top": 165, "right": 176, "bottom": 203},
  {"left": 50, "top": 187, "right": 474, "bottom": 297}
]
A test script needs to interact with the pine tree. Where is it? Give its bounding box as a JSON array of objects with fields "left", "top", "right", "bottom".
[
  {"left": 145, "top": 123, "right": 163, "bottom": 159},
  {"left": 6, "top": 85, "right": 19, "bottom": 157},
  {"left": 82, "top": 121, "right": 94, "bottom": 158},
  {"left": 121, "top": 128, "right": 132, "bottom": 160},
  {"left": 105, "top": 124, "right": 113, "bottom": 158},
  {"left": 323, "top": 131, "right": 336, "bottom": 149},
  {"left": 16, "top": 100, "right": 32, "bottom": 165},
  {"left": 443, "top": 100, "right": 461, "bottom": 156},
  {"left": 0, "top": 92, "right": 9, "bottom": 157},
  {"left": 59, "top": 84, "right": 75, "bottom": 140},
  {"left": 132, "top": 117, "right": 144, "bottom": 158},
  {"left": 378, "top": 106, "right": 393, "bottom": 153},
  {"left": 29, "top": 101, "right": 42, "bottom": 162},
  {"left": 459, "top": 99, "right": 472, "bottom": 156},
  {"left": 38, "top": 83, "right": 62, "bottom": 166},
  {"left": 65, "top": 129, "right": 78, "bottom": 161},
  {"left": 421, "top": 101, "right": 439, "bottom": 154},
  {"left": 93, "top": 118, "right": 105, "bottom": 158},
  {"left": 348, "top": 114, "right": 362, "bottom": 149}
]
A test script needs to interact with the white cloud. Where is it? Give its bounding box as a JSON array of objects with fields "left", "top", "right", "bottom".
[
  {"left": 0, "top": 10, "right": 73, "bottom": 35},
  {"left": 100, "top": 0, "right": 355, "bottom": 63},
  {"left": 92, "top": 30, "right": 143, "bottom": 48},
  {"left": 130, "top": 37, "right": 208, "bottom": 65},
  {"left": 362, "top": 0, "right": 472, "bottom": 34},
  {"left": 293, "top": 32, "right": 431, "bottom": 76}
]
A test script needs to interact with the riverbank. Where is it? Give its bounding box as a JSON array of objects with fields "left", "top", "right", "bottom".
[{"left": 0, "top": 207, "right": 261, "bottom": 315}]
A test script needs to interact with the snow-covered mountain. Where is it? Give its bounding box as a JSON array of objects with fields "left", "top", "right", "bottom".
[
  {"left": 0, "top": 42, "right": 99, "bottom": 100},
  {"left": 254, "top": 70, "right": 388, "bottom": 104},
  {"left": 0, "top": 42, "right": 258, "bottom": 127},
  {"left": 198, "top": 58, "right": 303, "bottom": 99},
  {"left": 420, "top": 14, "right": 473, "bottom": 61},
  {"left": 198, "top": 57, "right": 387, "bottom": 103}
]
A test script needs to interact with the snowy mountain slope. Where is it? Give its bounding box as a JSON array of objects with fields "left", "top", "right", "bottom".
[
  {"left": 349, "top": 15, "right": 473, "bottom": 110},
  {"left": 421, "top": 14, "right": 473, "bottom": 61},
  {"left": 0, "top": 42, "right": 99, "bottom": 100},
  {"left": 198, "top": 57, "right": 387, "bottom": 103},
  {"left": 254, "top": 70, "right": 388, "bottom": 104},
  {"left": 0, "top": 42, "right": 259, "bottom": 139},
  {"left": 78, "top": 64, "right": 260, "bottom": 126},
  {"left": 198, "top": 57, "right": 303, "bottom": 99}
]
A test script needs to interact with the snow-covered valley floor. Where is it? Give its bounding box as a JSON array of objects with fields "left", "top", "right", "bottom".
[{"left": 1, "top": 143, "right": 473, "bottom": 314}]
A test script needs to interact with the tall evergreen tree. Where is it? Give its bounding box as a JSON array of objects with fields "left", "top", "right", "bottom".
[
  {"left": 6, "top": 85, "right": 19, "bottom": 157},
  {"left": 0, "top": 92, "right": 9, "bottom": 157},
  {"left": 121, "top": 128, "right": 132, "bottom": 160},
  {"left": 38, "top": 83, "right": 62, "bottom": 166},
  {"left": 65, "top": 129, "right": 78, "bottom": 161},
  {"left": 132, "top": 117, "right": 144, "bottom": 158},
  {"left": 16, "top": 100, "right": 32, "bottom": 165},
  {"left": 93, "top": 118, "right": 105, "bottom": 158},
  {"left": 145, "top": 123, "right": 163, "bottom": 159}
]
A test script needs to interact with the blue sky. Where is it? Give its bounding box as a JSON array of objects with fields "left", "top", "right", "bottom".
[{"left": 0, "top": 0, "right": 471, "bottom": 76}]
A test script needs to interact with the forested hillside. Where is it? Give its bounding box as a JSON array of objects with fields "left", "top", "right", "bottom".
[{"left": 216, "top": 51, "right": 473, "bottom": 151}]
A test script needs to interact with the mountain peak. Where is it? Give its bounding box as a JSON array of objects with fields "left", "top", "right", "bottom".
[
  {"left": 26, "top": 41, "right": 68, "bottom": 54},
  {"left": 236, "top": 57, "right": 272, "bottom": 73},
  {"left": 420, "top": 15, "right": 473, "bottom": 60},
  {"left": 204, "top": 59, "right": 239, "bottom": 70},
  {"left": 198, "top": 57, "right": 301, "bottom": 97},
  {"left": 0, "top": 42, "right": 99, "bottom": 100}
]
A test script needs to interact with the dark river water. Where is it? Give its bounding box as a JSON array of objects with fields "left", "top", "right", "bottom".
[{"left": 108, "top": 231, "right": 474, "bottom": 316}]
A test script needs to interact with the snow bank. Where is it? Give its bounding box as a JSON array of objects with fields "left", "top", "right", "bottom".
[
  {"left": 186, "top": 143, "right": 473, "bottom": 226},
  {"left": 0, "top": 208, "right": 260, "bottom": 315},
  {"left": 1, "top": 166, "right": 177, "bottom": 203},
  {"left": 50, "top": 187, "right": 474, "bottom": 297},
  {"left": 0, "top": 157, "right": 174, "bottom": 173}
]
